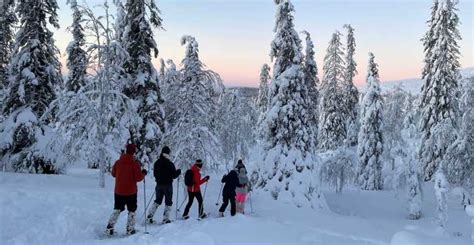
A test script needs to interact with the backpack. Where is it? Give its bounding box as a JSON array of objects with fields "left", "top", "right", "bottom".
[{"left": 184, "top": 169, "right": 194, "bottom": 187}]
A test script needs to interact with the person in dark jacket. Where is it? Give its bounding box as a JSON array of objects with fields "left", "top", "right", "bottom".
[
  {"left": 182, "top": 160, "right": 210, "bottom": 219},
  {"left": 218, "top": 169, "right": 240, "bottom": 217},
  {"left": 235, "top": 159, "right": 246, "bottom": 172},
  {"left": 146, "top": 146, "right": 181, "bottom": 224},
  {"left": 106, "top": 144, "right": 147, "bottom": 235}
]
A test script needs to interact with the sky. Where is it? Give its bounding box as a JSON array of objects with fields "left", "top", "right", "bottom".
[{"left": 54, "top": 0, "right": 474, "bottom": 87}]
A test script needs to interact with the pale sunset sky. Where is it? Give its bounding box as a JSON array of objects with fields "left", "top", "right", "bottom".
[{"left": 54, "top": 0, "right": 474, "bottom": 87}]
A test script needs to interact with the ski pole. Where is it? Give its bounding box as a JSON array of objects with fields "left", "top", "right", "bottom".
[
  {"left": 141, "top": 189, "right": 156, "bottom": 221},
  {"left": 215, "top": 183, "right": 223, "bottom": 206},
  {"left": 177, "top": 189, "right": 188, "bottom": 212},
  {"left": 175, "top": 176, "right": 180, "bottom": 220},
  {"left": 143, "top": 169, "right": 149, "bottom": 234},
  {"left": 200, "top": 182, "right": 208, "bottom": 216}
]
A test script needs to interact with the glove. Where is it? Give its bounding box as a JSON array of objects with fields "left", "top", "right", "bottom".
[
  {"left": 204, "top": 176, "right": 210, "bottom": 181},
  {"left": 176, "top": 169, "right": 182, "bottom": 176},
  {"left": 141, "top": 169, "right": 148, "bottom": 175}
]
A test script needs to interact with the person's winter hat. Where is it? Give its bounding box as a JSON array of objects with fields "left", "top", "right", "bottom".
[
  {"left": 196, "top": 159, "right": 203, "bottom": 168},
  {"left": 161, "top": 146, "right": 171, "bottom": 155},
  {"left": 126, "top": 144, "right": 136, "bottom": 155},
  {"left": 237, "top": 159, "right": 243, "bottom": 165}
]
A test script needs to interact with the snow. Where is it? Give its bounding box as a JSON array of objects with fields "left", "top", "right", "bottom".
[{"left": 0, "top": 169, "right": 471, "bottom": 245}]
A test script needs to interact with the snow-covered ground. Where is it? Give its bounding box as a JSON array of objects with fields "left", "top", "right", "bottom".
[{"left": 0, "top": 169, "right": 471, "bottom": 245}]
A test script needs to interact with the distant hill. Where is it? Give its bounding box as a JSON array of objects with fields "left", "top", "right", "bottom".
[{"left": 378, "top": 67, "right": 474, "bottom": 94}]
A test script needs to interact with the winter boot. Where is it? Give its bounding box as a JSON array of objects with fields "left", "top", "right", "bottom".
[
  {"left": 126, "top": 212, "right": 136, "bottom": 235},
  {"left": 162, "top": 205, "right": 172, "bottom": 224},
  {"left": 182, "top": 215, "right": 190, "bottom": 220},
  {"left": 199, "top": 213, "right": 208, "bottom": 219},
  {"left": 146, "top": 202, "right": 159, "bottom": 224},
  {"left": 106, "top": 209, "right": 121, "bottom": 235}
]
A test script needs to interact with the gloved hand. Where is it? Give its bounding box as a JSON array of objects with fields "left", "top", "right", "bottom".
[
  {"left": 141, "top": 169, "right": 148, "bottom": 175},
  {"left": 176, "top": 169, "right": 182, "bottom": 176},
  {"left": 204, "top": 176, "right": 210, "bottom": 182}
]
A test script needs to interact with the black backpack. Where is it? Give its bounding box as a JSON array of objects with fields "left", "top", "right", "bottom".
[{"left": 184, "top": 169, "right": 194, "bottom": 187}]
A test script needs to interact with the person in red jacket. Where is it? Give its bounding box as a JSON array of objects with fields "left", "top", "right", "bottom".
[
  {"left": 182, "top": 159, "right": 209, "bottom": 219},
  {"left": 106, "top": 144, "right": 147, "bottom": 235}
]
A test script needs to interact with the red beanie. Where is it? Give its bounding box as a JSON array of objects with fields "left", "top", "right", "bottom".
[{"left": 126, "top": 144, "right": 136, "bottom": 155}]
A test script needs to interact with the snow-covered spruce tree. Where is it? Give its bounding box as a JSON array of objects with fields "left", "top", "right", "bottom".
[
  {"left": 122, "top": 0, "right": 165, "bottom": 166},
  {"left": 318, "top": 31, "right": 346, "bottom": 151},
  {"left": 357, "top": 53, "right": 383, "bottom": 191},
  {"left": 65, "top": 0, "right": 88, "bottom": 93},
  {"left": 435, "top": 169, "right": 449, "bottom": 232},
  {"left": 342, "top": 24, "right": 359, "bottom": 146},
  {"left": 444, "top": 76, "right": 474, "bottom": 187},
  {"left": 419, "top": 0, "right": 461, "bottom": 181},
  {"left": 256, "top": 64, "right": 271, "bottom": 115},
  {"left": 0, "top": 0, "right": 63, "bottom": 173},
  {"left": 163, "top": 36, "right": 223, "bottom": 170},
  {"left": 256, "top": 0, "right": 325, "bottom": 209},
  {"left": 0, "top": 0, "right": 16, "bottom": 101},
  {"left": 49, "top": 2, "right": 138, "bottom": 187},
  {"left": 255, "top": 63, "right": 271, "bottom": 141},
  {"left": 301, "top": 31, "right": 320, "bottom": 145}
]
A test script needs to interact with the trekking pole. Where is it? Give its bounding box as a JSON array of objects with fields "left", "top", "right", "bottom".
[
  {"left": 177, "top": 188, "right": 188, "bottom": 212},
  {"left": 200, "top": 182, "right": 208, "bottom": 216},
  {"left": 143, "top": 169, "right": 149, "bottom": 234},
  {"left": 175, "top": 176, "right": 180, "bottom": 220},
  {"left": 215, "top": 183, "right": 223, "bottom": 206},
  {"left": 141, "top": 189, "right": 156, "bottom": 221}
]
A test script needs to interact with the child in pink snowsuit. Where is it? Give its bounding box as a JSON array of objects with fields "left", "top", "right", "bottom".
[{"left": 236, "top": 168, "right": 250, "bottom": 214}]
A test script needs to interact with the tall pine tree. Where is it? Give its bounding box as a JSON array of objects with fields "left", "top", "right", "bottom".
[
  {"left": 0, "top": 0, "right": 16, "bottom": 98},
  {"left": 418, "top": 0, "right": 461, "bottom": 181},
  {"left": 342, "top": 24, "right": 359, "bottom": 146},
  {"left": 256, "top": 0, "right": 325, "bottom": 209},
  {"left": 0, "top": 0, "right": 63, "bottom": 173},
  {"left": 301, "top": 31, "right": 320, "bottom": 146},
  {"left": 256, "top": 64, "right": 271, "bottom": 115},
  {"left": 122, "top": 0, "right": 165, "bottom": 165},
  {"left": 65, "top": 0, "right": 88, "bottom": 92},
  {"left": 318, "top": 32, "right": 346, "bottom": 151},
  {"left": 357, "top": 53, "right": 383, "bottom": 191}
]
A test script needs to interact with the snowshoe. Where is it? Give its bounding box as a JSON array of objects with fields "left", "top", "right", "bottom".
[
  {"left": 162, "top": 219, "right": 172, "bottom": 224},
  {"left": 182, "top": 215, "right": 190, "bottom": 220},
  {"left": 126, "top": 229, "right": 137, "bottom": 235},
  {"left": 146, "top": 217, "right": 156, "bottom": 224},
  {"left": 198, "top": 213, "right": 210, "bottom": 220}
]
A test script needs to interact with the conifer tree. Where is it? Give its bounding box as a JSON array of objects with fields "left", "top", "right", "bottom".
[
  {"left": 256, "top": 0, "right": 325, "bottom": 209},
  {"left": 342, "top": 24, "right": 359, "bottom": 145},
  {"left": 301, "top": 31, "right": 320, "bottom": 144},
  {"left": 0, "top": 0, "right": 63, "bottom": 173},
  {"left": 66, "top": 0, "right": 88, "bottom": 92},
  {"left": 122, "top": 0, "right": 165, "bottom": 165},
  {"left": 357, "top": 53, "right": 383, "bottom": 191},
  {"left": 318, "top": 32, "right": 346, "bottom": 151},
  {"left": 0, "top": 0, "right": 16, "bottom": 97},
  {"left": 418, "top": 0, "right": 461, "bottom": 181},
  {"left": 256, "top": 64, "right": 271, "bottom": 115}
]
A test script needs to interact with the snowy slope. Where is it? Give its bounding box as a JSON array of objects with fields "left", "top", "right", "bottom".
[{"left": 0, "top": 169, "right": 471, "bottom": 245}]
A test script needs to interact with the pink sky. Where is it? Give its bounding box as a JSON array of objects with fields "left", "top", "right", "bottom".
[{"left": 55, "top": 0, "right": 473, "bottom": 87}]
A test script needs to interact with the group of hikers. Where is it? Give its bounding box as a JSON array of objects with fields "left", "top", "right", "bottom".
[{"left": 105, "top": 144, "right": 251, "bottom": 235}]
